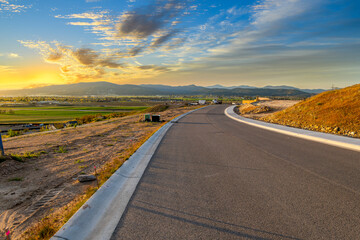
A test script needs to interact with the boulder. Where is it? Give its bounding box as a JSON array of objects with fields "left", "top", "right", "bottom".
[{"left": 78, "top": 175, "right": 96, "bottom": 182}]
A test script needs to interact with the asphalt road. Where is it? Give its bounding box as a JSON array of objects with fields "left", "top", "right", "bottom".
[{"left": 111, "top": 105, "right": 360, "bottom": 240}]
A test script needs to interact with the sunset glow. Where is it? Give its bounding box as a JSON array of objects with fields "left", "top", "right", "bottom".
[{"left": 1, "top": 0, "right": 359, "bottom": 90}]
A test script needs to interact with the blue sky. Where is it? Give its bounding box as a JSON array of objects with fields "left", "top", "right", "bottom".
[{"left": 0, "top": 0, "right": 359, "bottom": 89}]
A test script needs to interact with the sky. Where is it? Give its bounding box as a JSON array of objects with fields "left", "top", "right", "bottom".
[{"left": 0, "top": 0, "right": 359, "bottom": 90}]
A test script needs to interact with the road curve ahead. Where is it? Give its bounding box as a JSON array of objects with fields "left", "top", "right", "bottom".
[{"left": 111, "top": 105, "right": 360, "bottom": 240}]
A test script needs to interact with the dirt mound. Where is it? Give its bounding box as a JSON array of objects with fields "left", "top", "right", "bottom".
[
  {"left": 0, "top": 158, "right": 23, "bottom": 176},
  {"left": 238, "top": 104, "right": 271, "bottom": 115},
  {"left": 262, "top": 84, "right": 360, "bottom": 137},
  {"left": 252, "top": 105, "right": 271, "bottom": 114}
]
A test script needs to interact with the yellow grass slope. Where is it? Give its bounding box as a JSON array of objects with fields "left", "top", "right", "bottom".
[{"left": 262, "top": 84, "right": 360, "bottom": 138}]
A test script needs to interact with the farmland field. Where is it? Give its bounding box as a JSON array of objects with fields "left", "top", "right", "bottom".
[{"left": 0, "top": 105, "right": 148, "bottom": 123}]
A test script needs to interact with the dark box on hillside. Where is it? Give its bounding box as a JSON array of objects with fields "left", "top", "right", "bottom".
[{"left": 152, "top": 115, "right": 160, "bottom": 122}]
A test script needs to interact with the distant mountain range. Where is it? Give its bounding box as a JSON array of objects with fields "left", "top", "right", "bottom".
[
  {"left": 206, "top": 84, "right": 327, "bottom": 94},
  {"left": 0, "top": 81, "right": 325, "bottom": 97}
]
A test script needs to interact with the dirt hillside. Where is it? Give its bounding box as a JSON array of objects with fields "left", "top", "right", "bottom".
[{"left": 262, "top": 84, "right": 360, "bottom": 138}]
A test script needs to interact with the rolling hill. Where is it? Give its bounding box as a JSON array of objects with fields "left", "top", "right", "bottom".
[{"left": 0, "top": 81, "right": 312, "bottom": 97}]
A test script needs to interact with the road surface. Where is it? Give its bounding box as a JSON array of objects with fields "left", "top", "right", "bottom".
[{"left": 111, "top": 105, "right": 360, "bottom": 240}]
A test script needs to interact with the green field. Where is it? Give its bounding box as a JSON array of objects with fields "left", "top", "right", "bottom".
[{"left": 0, "top": 106, "right": 148, "bottom": 123}]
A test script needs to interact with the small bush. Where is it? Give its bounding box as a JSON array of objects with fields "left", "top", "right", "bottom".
[
  {"left": 8, "top": 177, "right": 23, "bottom": 181},
  {"left": 7, "top": 129, "right": 21, "bottom": 137},
  {"left": 55, "top": 146, "right": 67, "bottom": 153},
  {"left": 40, "top": 126, "right": 51, "bottom": 132}
]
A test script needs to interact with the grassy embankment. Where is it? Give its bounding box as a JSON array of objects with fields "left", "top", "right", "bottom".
[{"left": 262, "top": 84, "right": 360, "bottom": 138}]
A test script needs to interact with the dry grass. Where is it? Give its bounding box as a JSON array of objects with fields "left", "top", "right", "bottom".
[
  {"left": 21, "top": 122, "right": 165, "bottom": 240},
  {"left": 262, "top": 84, "right": 360, "bottom": 137},
  {"left": 145, "top": 104, "right": 170, "bottom": 112},
  {"left": 238, "top": 104, "right": 271, "bottom": 115},
  {"left": 21, "top": 187, "right": 97, "bottom": 240},
  {"left": 238, "top": 104, "right": 258, "bottom": 114}
]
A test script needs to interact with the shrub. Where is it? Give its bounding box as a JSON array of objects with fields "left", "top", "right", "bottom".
[
  {"left": 7, "top": 129, "right": 21, "bottom": 137},
  {"left": 8, "top": 177, "right": 23, "bottom": 181},
  {"left": 55, "top": 146, "right": 67, "bottom": 153}
]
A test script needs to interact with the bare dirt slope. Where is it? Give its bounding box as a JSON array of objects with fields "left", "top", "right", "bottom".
[
  {"left": 0, "top": 105, "right": 197, "bottom": 239},
  {"left": 237, "top": 100, "right": 299, "bottom": 119},
  {"left": 262, "top": 84, "right": 360, "bottom": 138}
]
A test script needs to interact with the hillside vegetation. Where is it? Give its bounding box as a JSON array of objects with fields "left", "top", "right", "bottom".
[{"left": 262, "top": 84, "right": 360, "bottom": 138}]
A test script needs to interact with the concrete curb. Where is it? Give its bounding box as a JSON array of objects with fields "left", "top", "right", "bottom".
[
  {"left": 51, "top": 108, "right": 202, "bottom": 240},
  {"left": 225, "top": 106, "right": 360, "bottom": 152}
]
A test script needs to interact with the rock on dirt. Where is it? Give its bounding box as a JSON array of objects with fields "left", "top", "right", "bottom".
[{"left": 77, "top": 175, "right": 96, "bottom": 182}]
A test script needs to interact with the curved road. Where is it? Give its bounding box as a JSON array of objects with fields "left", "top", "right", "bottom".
[{"left": 111, "top": 105, "right": 360, "bottom": 240}]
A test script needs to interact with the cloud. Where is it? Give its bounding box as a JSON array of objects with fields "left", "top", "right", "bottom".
[
  {"left": 116, "top": 1, "right": 185, "bottom": 39},
  {"left": 67, "top": 20, "right": 110, "bottom": 26},
  {"left": 98, "top": 58, "right": 125, "bottom": 68},
  {"left": 0, "top": 0, "right": 29, "bottom": 13},
  {"left": 137, "top": 65, "right": 170, "bottom": 72},
  {"left": 46, "top": 52, "right": 63, "bottom": 62},
  {"left": 151, "top": 30, "right": 179, "bottom": 47},
  {"left": 60, "top": 65, "right": 71, "bottom": 73},
  {"left": 17, "top": 1, "right": 204, "bottom": 83},
  {"left": 227, "top": 6, "right": 247, "bottom": 16},
  {"left": 128, "top": 46, "right": 144, "bottom": 56},
  {"left": 8, "top": 53, "right": 20, "bottom": 58},
  {"left": 0, "top": 53, "right": 21, "bottom": 58},
  {"left": 53, "top": 0, "right": 194, "bottom": 65},
  {"left": 19, "top": 40, "right": 171, "bottom": 83},
  {"left": 157, "top": 0, "right": 360, "bottom": 88},
  {"left": 163, "top": 37, "right": 186, "bottom": 51},
  {"left": 19, "top": 41, "right": 121, "bottom": 80},
  {"left": 73, "top": 48, "right": 99, "bottom": 65},
  {"left": 55, "top": 11, "right": 108, "bottom": 20},
  {"left": 55, "top": 11, "right": 118, "bottom": 47},
  {"left": 0, "top": 65, "right": 13, "bottom": 72}
]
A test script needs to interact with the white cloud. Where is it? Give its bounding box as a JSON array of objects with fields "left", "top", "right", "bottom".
[
  {"left": 8, "top": 53, "right": 20, "bottom": 58},
  {"left": 0, "top": 52, "right": 21, "bottom": 58},
  {"left": 0, "top": 0, "right": 29, "bottom": 13},
  {"left": 251, "top": 0, "right": 321, "bottom": 27},
  {"left": 0, "top": 65, "right": 13, "bottom": 73},
  {"left": 227, "top": 6, "right": 247, "bottom": 16},
  {"left": 55, "top": 11, "right": 108, "bottom": 20}
]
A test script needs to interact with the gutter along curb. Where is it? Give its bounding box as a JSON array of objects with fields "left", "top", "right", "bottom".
[{"left": 225, "top": 106, "right": 360, "bottom": 152}]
